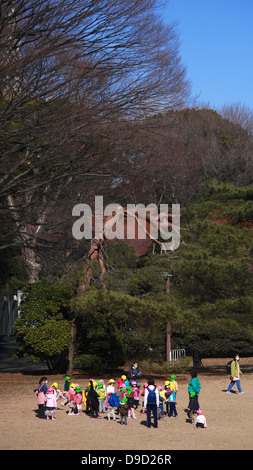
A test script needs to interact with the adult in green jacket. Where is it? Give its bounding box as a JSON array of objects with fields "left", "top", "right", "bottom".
[
  {"left": 187, "top": 369, "right": 201, "bottom": 422},
  {"left": 188, "top": 370, "right": 201, "bottom": 396},
  {"left": 226, "top": 355, "right": 245, "bottom": 394}
]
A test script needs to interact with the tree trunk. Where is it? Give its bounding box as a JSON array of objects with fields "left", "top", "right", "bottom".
[
  {"left": 7, "top": 195, "right": 42, "bottom": 282},
  {"left": 21, "top": 243, "right": 41, "bottom": 283},
  {"left": 67, "top": 317, "right": 77, "bottom": 375}
]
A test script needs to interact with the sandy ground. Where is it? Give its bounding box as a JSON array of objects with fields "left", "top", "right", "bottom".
[{"left": 0, "top": 358, "right": 252, "bottom": 451}]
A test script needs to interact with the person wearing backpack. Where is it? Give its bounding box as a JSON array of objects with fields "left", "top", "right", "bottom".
[{"left": 144, "top": 379, "right": 159, "bottom": 428}]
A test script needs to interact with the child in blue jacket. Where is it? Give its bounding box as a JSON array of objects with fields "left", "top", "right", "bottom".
[{"left": 168, "top": 384, "right": 178, "bottom": 417}]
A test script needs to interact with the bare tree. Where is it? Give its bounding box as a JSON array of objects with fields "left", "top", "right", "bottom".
[
  {"left": 0, "top": 0, "right": 191, "bottom": 281},
  {"left": 220, "top": 102, "right": 253, "bottom": 135}
]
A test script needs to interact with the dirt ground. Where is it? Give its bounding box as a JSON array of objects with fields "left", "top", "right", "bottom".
[{"left": 0, "top": 357, "right": 252, "bottom": 451}]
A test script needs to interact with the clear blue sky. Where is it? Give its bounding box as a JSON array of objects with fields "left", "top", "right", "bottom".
[{"left": 162, "top": 0, "right": 253, "bottom": 110}]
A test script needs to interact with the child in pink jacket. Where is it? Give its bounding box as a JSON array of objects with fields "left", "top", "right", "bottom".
[
  {"left": 131, "top": 381, "right": 140, "bottom": 409},
  {"left": 68, "top": 384, "right": 76, "bottom": 402},
  {"left": 45, "top": 388, "right": 57, "bottom": 420},
  {"left": 67, "top": 383, "right": 76, "bottom": 414},
  {"left": 70, "top": 387, "right": 83, "bottom": 415}
]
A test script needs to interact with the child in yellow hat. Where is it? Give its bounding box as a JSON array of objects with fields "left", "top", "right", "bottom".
[{"left": 168, "top": 383, "right": 178, "bottom": 418}]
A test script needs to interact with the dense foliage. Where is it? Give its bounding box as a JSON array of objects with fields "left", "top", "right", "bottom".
[
  {"left": 14, "top": 282, "right": 74, "bottom": 371},
  {"left": 13, "top": 182, "right": 253, "bottom": 370},
  {"left": 2, "top": 2, "right": 253, "bottom": 371}
]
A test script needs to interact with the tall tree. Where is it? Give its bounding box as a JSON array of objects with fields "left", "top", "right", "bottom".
[{"left": 0, "top": 0, "right": 190, "bottom": 282}]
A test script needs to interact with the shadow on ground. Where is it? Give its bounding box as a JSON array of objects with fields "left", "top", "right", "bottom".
[{"left": 0, "top": 335, "right": 48, "bottom": 374}]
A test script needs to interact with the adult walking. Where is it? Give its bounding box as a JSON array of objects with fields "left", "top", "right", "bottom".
[
  {"left": 226, "top": 355, "right": 245, "bottom": 394},
  {"left": 35, "top": 376, "right": 48, "bottom": 419},
  {"left": 128, "top": 361, "right": 142, "bottom": 387},
  {"left": 144, "top": 379, "right": 159, "bottom": 428},
  {"left": 187, "top": 369, "right": 201, "bottom": 423}
]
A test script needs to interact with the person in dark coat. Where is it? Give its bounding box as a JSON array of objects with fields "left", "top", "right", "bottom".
[
  {"left": 87, "top": 380, "right": 100, "bottom": 419},
  {"left": 128, "top": 361, "right": 142, "bottom": 387}
]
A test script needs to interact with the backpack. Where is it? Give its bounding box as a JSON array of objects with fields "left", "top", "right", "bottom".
[
  {"left": 227, "top": 360, "right": 233, "bottom": 374},
  {"left": 147, "top": 386, "right": 157, "bottom": 405},
  {"left": 108, "top": 393, "right": 120, "bottom": 408}
]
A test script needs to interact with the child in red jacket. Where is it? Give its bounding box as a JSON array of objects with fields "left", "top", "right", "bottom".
[{"left": 141, "top": 383, "right": 148, "bottom": 414}]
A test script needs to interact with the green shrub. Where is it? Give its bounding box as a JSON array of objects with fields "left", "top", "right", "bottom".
[{"left": 73, "top": 354, "right": 104, "bottom": 371}]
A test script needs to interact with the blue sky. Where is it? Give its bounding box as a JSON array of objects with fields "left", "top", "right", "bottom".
[{"left": 162, "top": 0, "right": 253, "bottom": 110}]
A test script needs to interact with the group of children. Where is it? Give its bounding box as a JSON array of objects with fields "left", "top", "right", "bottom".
[{"left": 34, "top": 370, "right": 207, "bottom": 429}]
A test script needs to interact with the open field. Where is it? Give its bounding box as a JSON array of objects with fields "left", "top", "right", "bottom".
[{"left": 0, "top": 357, "right": 252, "bottom": 451}]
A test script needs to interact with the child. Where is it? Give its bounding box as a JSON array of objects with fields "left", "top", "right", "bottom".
[
  {"left": 168, "top": 384, "right": 178, "bottom": 418},
  {"left": 107, "top": 378, "right": 115, "bottom": 394},
  {"left": 72, "top": 386, "right": 83, "bottom": 415},
  {"left": 117, "top": 378, "right": 124, "bottom": 392},
  {"left": 63, "top": 376, "right": 71, "bottom": 397},
  {"left": 45, "top": 387, "right": 57, "bottom": 420},
  {"left": 97, "top": 382, "right": 106, "bottom": 413},
  {"left": 51, "top": 382, "right": 63, "bottom": 403},
  {"left": 164, "top": 386, "right": 172, "bottom": 415},
  {"left": 50, "top": 381, "right": 63, "bottom": 412},
  {"left": 194, "top": 409, "right": 207, "bottom": 429},
  {"left": 131, "top": 381, "right": 140, "bottom": 409},
  {"left": 157, "top": 386, "right": 165, "bottom": 420},
  {"left": 66, "top": 383, "right": 76, "bottom": 413},
  {"left": 119, "top": 386, "right": 127, "bottom": 400},
  {"left": 170, "top": 375, "right": 178, "bottom": 393},
  {"left": 164, "top": 381, "right": 171, "bottom": 414},
  {"left": 164, "top": 380, "right": 170, "bottom": 390},
  {"left": 93, "top": 380, "right": 99, "bottom": 391},
  {"left": 121, "top": 375, "right": 130, "bottom": 387},
  {"left": 35, "top": 377, "right": 48, "bottom": 419},
  {"left": 87, "top": 380, "right": 100, "bottom": 419},
  {"left": 61, "top": 377, "right": 72, "bottom": 406},
  {"left": 127, "top": 388, "right": 136, "bottom": 419},
  {"left": 116, "top": 380, "right": 126, "bottom": 404},
  {"left": 119, "top": 397, "right": 128, "bottom": 425},
  {"left": 69, "top": 383, "right": 77, "bottom": 402},
  {"left": 106, "top": 379, "right": 116, "bottom": 420},
  {"left": 141, "top": 383, "right": 148, "bottom": 414},
  {"left": 99, "top": 379, "right": 106, "bottom": 391},
  {"left": 83, "top": 385, "right": 89, "bottom": 414}
]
